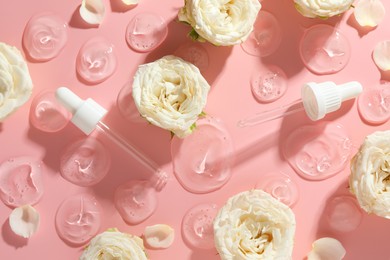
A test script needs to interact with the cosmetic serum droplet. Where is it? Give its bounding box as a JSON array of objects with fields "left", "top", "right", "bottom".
[
  {"left": 241, "top": 11, "right": 282, "bottom": 57},
  {"left": 174, "top": 42, "right": 209, "bottom": 73},
  {"left": 29, "top": 90, "right": 71, "bottom": 132},
  {"left": 126, "top": 13, "right": 168, "bottom": 52},
  {"left": 300, "top": 24, "right": 350, "bottom": 75},
  {"left": 283, "top": 122, "right": 352, "bottom": 181},
  {"left": 76, "top": 37, "right": 117, "bottom": 83},
  {"left": 114, "top": 180, "right": 161, "bottom": 225},
  {"left": 55, "top": 194, "right": 101, "bottom": 245},
  {"left": 60, "top": 137, "right": 111, "bottom": 187},
  {"left": 251, "top": 65, "right": 287, "bottom": 103},
  {"left": 23, "top": 12, "right": 67, "bottom": 61},
  {"left": 358, "top": 84, "right": 390, "bottom": 124},
  {"left": 171, "top": 117, "right": 234, "bottom": 194},
  {"left": 182, "top": 203, "right": 218, "bottom": 250},
  {"left": 255, "top": 172, "right": 299, "bottom": 207},
  {"left": 0, "top": 156, "right": 44, "bottom": 208}
]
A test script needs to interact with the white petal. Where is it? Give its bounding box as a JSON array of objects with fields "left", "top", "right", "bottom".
[
  {"left": 143, "top": 224, "right": 174, "bottom": 249},
  {"left": 122, "top": 0, "right": 138, "bottom": 5},
  {"left": 79, "top": 0, "right": 105, "bottom": 25},
  {"left": 354, "top": 0, "right": 385, "bottom": 27},
  {"left": 373, "top": 40, "right": 390, "bottom": 71},
  {"left": 9, "top": 205, "right": 40, "bottom": 238},
  {"left": 307, "top": 237, "right": 346, "bottom": 260}
]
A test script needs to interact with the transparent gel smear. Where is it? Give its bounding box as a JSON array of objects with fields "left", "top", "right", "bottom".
[
  {"left": 23, "top": 12, "right": 67, "bottom": 61},
  {"left": 300, "top": 24, "right": 350, "bottom": 75},
  {"left": 325, "top": 195, "right": 363, "bottom": 233},
  {"left": 29, "top": 90, "right": 71, "bottom": 132},
  {"left": 171, "top": 117, "right": 234, "bottom": 194},
  {"left": 174, "top": 42, "right": 209, "bottom": 73},
  {"left": 126, "top": 13, "right": 168, "bottom": 53},
  {"left": 255, "top": 172, "right": 299, "bottom": 207},
  {"left": 241, "top": 11, "right": 282, "bottom": 57},
  {"left": 358, "top": 84, "right": 390, "bottom": 124},
  {"left": 60, "top": 137, "right": 111, "bottom": 187},
  {"left": 55, "top": 194, "right": 101, "bottom": 245},
  {"left": 76, "top": 36, "right": 117, "bottom": 83},
  {"left": 283, "top": 122, "right": 352, "bottom": 181},
  {"left": 116, "top": 81, "right": 145, "bottom": 123},
  {"left": 251, "top": 65, "right": 287, "bottom": 103},
  {"left": 0, "top": 156, "right": 44, "bottom": 207},
  {"left": 181, "top": 203, "right": 218, "bottom": 250},
  {"left": 114, "top": 177, "right": 165, "bottom": 225}
]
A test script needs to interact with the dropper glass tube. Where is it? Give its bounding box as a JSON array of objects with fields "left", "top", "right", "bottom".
[{"left": 55, "top": 87, "right": 167, "bottom": 180}]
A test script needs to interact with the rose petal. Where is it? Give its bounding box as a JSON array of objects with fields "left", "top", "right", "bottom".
[
  {"left": 79, "top": 0, "right": 105, "bottom": 25},
  {"left": 354, "top": 0, "right": 385, "bottom": 27},
  {"left": 373, "top": 40, "right": 390, "bottom": 71},
  {"left": 9, "top": 205, "right": 40, "bottom": 238},
  {"left": 143, "top": 224, "right": 174, "bottom": 249},
  {"left": 307, "top": 237, "right": 346, "bottom": 260},
  {"left": 122, "top": 0, "right": 138, "bottom": 5}
]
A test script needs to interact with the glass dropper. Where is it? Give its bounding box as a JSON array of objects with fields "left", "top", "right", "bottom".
[
  {"left": 238, "top": 81, "right": 363, "bottom": 128},
  {"left": 55, "top": 87, "right": 167, "bottom": 182}
]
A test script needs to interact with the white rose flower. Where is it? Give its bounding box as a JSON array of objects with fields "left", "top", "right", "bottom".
[
  {"left": 350, "top": 130, "right": 390, "bottom": 218},
  {"left": 294, "top": 0, "right": 354, "bottom": 18},
  {"left": 0, "top": 42, "right": 33, "bottom": 121},
  {"left": 80, "top": 228, "right": 148, "bottom": 260},
  {"left": 132, "top": 55, "right": 210, "bottom": 138},
  {"left": 213, "top": 189, "right": 296, "bottom": 260},
  {"left": 178, "top": 0, "right": 261, "bottom": 46}
]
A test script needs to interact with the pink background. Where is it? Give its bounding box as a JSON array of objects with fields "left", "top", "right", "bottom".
[{"left": 1, "top": 0, "right": 390, "bottom": 259}]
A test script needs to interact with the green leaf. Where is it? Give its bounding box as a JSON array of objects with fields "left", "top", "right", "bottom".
[
  {"left": 199, "top": 111, "right": 206, "bottom": 117},
  {"left": 188, "top": 28, "right": 200, "bottom": 41}
]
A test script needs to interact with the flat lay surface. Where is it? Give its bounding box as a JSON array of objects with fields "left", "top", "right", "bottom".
[{"left": 1, "top": 0, "right": 390, "bottom": 259}]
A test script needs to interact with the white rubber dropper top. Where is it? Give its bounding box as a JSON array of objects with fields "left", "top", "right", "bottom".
[{"left": 55, "top": 87, "right": 107, "bottom": 135}]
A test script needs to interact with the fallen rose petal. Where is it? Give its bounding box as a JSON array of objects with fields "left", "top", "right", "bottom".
[
  {"left": 307, "top": 237, "right": 346, "bottom": 260},
  {"left": 354, "top": 0, "right": 385, "bottom": 27},
  {"left": 373, "top": 40, "right": 390, "bottom": 71},
  {"left": 144, "top": 224, "right": 174, "bottom": 249},
  {"left": 9, "top": 205, "right": 40, "bottom": 238},
  {"left": 79, "top": 0, "right": 105, "bottom": 25},
  {"left": 122, "top": 0, "right": 138, "bottom": 5}
]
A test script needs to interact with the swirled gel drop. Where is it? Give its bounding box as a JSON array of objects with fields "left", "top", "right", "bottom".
[
  {"left": 23, "top": 13, "right": 67, "bottom": 61},
  {"left": 60, "top": 137, "right": 111, "bottom": 187},
  {"left": 55, "top": 194, "right": 101, "bottom": 245},
  {"left": 116, "top": 81, "right": 145, "bottom": 123},
  {"left": 283, "top": 122, "right": 352, "bottom": 181},
  {"left": 174, "top": 42, "right": 209, "bottom": 73},
  {"left": 325, "top": 195, "right": 363, "bottom": 233},
  {"left": 181, "top": 203, "right": 218, "bottom": 250},
  {"left": 0, "top": 156, "right": 44, "bottom": 207},
  {"left": 114, "top": 180, "right": 158, "bottom": 225},
  {"left": 171, "top": 117, "right": 234, "bottom": 194},
  {"left": 358, "top": 84, "right": 390, "bottom": 124},
  {"left": 251, "top": 65, "right": 287, "bottom": 103},
  {"left": 241, "top": 11, "right": 282, "bottom": 57},
  {"left": 29, "top": 90, "right": 71, "bottom": 132},
  {"left": 76, "top": 37, "right": 117, "bottom": 83},
  {"left": 255, "top": 172, "right": 299, "bottom": 207},
  {"left": 126, "top": 13, "right": 168, "bottom": 52},
  {"left": 300, "top": 24, "right": 350, "bottom": 75}
]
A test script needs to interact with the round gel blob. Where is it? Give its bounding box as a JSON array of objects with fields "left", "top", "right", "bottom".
[
  {"left": 325, "top": 195, "right": 363, "bottom": 233},
  {"left": 174, "top": 42, "right": 209, "bottom": 73},
  {"left": 0, "top": 156, "right": 44, "bottom": 208},
  {"left": 300, "top": 24, "right": 350, "bottom": 75},
  {"left": 29, "top": 90, "right": 71, "bottom": 132},
  {"left": 283, "top": 122, "right": 352, "bottom": 181},
  {"left": 181, "top": 203, "right": 218, "bottom": 250},
  {"left": 250, "top": 65, "right": 288, "bottom": 103},
  {"left": 76, "top": 37, "right": 117, "bottom": 83},
  {"left": 116, "top": 81, "right": 145, "bottom": 123},
  {"left": 60, "top": 137, "right": 111, "bottom": 187},
  {"left": 23, "top": 12, "right": 67, "bottom": 61},
  {"left": 171, "top": 117, "right": 234, "bottom": 194},
  {"left": 55, "top": 193, "right": 101, "bottom": 245},
  {"left": 126, "top": 13, "right": 168, "bottom": 52},
  {"left": 114, "top": 180, "right": 158, "bottom": 225},
  {"left": 241, "top": 11, "right": 282, "bottom": 57},
  {"left": 255, "top": 172, "right": 299, "bottom": 207},
  {"left": 358, "top": 84, "right": 390, "bottom": 124}
]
